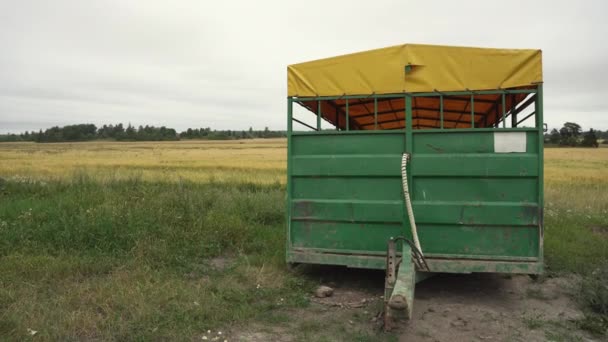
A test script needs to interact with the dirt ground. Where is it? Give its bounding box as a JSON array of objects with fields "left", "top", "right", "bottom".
[{"left": 231, "top": 266, "right": 598, "bottom": 342}]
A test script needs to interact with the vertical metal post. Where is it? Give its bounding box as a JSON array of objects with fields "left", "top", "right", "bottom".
[
  {"left": 317, "top": 100, "right": 321, "bottom": 131},
  {"left": 346, "top": 99, "right": 350, "bottom": 131},
  {"left": 405, "top": 95, "right": 413, "bottom": 134},
  {"left": 335, "top": 106, "right": 339, "bottom": 131},
  {"left": 286, "top": 97, "right": 293, "bottom": 260},
  {"left": 470, "top": 94, "right": 475, "bottom": 128},
  {"left": 511, "top": 97, "right": 518, "bottom": 128},
  {"left": 535, "top": 84, "right": 544, "bottom": 265},
  {"left": 374, "top": 96, "right": 378, "bottom": 130},
  {"left": 287, "top": 97, "right": 293, "bottom": 133},
  {"left": 494, "top": 100, "right": 500, "bottom": 128},
  {"left": 501, "top": 93, "right": 506, "bottom": 128},
  {"left": 483, "top": 105, "right": 488, "bottom": 127},
  {"left": 439, "top": 94, "right": 444, "bottom": 129},
  {"left": 405, "top": 95, "right": 413, "bottom": 186}
]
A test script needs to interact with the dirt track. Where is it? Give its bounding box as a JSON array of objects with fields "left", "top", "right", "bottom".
[{"left": 233, "top": 267, "right": 597, "bottom": 342}]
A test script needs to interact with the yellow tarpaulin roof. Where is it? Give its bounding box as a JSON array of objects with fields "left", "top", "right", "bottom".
[{"left": 288, "top": 44, "right": 542, "bottom": 96}]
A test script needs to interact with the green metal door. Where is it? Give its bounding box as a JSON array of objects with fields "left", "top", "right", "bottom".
[{"left": 288, "top": 132, "right": 409, "bottom": 261}]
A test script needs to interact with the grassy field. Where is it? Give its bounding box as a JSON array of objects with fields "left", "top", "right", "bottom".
[
  {"left": 0, "top": 140, "right": 607, "bottom": 340},
  {"left": 543, "top": 148, "right": 608, "bottom": 273},
  {"left": 0, "top": 140, "right": 285, "bottom": 184}
]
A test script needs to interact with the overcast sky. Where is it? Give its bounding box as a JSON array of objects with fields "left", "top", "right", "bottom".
[{"left": 0, "top": 0, "right": 606, "bottom": 134}]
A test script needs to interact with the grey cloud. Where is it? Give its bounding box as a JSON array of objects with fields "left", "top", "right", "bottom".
[{"left": 1, "top": 0, "right": 607, "bottom": 134}]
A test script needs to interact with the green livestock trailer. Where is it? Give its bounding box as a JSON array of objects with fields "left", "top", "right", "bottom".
[{"left": 285, "top": 44, "right": 544, "bottom": 326}]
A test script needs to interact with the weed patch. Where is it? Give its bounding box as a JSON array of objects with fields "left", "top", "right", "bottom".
[{"left": 577, "top": 262, "right": 608, "bottom": 336}]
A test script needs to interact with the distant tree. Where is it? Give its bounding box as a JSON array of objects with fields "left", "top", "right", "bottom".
[
  {"left": 581, "top": 129, "right": 599, "bottom": 148},
  {"left": 559, "top": 122, "right": 582, "bottom": 146},
  {"left": 124, "top": 124, "right": 136, "bottom": 140},
  {"left": 548, "top": 128, "right": 560, "bottom": 144},
  {"left": 6, "top": 123, "right": 285, "bottom": 143},
  {"left": 0, "top": 134, "right": 23, "bottom": 142}
]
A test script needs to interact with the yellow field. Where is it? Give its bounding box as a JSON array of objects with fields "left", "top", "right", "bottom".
[
  {"left": 0, "top": 139, "right": 286, "bottom": 184},
  {"left": 1, "top": 140, "right": 607, "bottom": 212},
  {"left": 544, "top": 147, "right": 608, "bottom": 213},
  {"left": 544, "top": 148, "right": 608, "bottom": 185}
]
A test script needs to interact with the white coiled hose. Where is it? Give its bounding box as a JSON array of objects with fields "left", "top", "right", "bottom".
[{"left": 401, "top": 153, "right": 423, "bottom": 256}]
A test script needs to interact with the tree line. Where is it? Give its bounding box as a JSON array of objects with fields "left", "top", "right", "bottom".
[
  {"left": 0, "top": 121, "right": 605, "bottom": 145},
  {"left": 544, "top": 122, "right": 606, "bottom": 147},
  {"left": 0, "top": 124, "right": 286, "bottom": 143}
]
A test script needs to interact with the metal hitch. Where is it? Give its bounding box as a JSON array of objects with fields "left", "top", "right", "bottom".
[{"left": 383, "top": 237, "right": 431, "bottom": 331}]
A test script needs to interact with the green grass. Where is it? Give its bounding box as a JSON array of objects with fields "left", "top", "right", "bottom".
[
  {"left": 520, "top": 316, "right": 590, "bottom": 341},
  {"left": 544, "top": 212, "right": 608, "bottom": 274},
  {"left": 522, "top": 314, "right": 545, "bottom": 330},
  {"left": 542, "top": 168, "right": 608, "bottom": 336},
  {"left": 0, "top": 176, "right": 313, "bottom": 341},
  {"left": 1, "top": 145, "right": 607, "bottom": 340},
  {"left": 576, "top": 261, "right": 608, "bottom": 336}
]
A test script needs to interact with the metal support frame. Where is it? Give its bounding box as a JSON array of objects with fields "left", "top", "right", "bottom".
[
  {"left": 291, "top": 88, "right": 537, "bottom": 132},
  {"left": 349, "top": 105, "right": 486, "bottom": 119},
  {"left": 345, "top": 99, "right": 350, "bottom": 131},
  {"left": 292, "top": 117, "right": 318, "bottom": 131},
  {"left": 535, "top": 84, "right": 544, "bottom": 266},
  {"left": 517, "top": 111, "right": 536, "bottom": 126},
  {"left": 358, "top": 114, "right": 479, "bottom": 129},
  {"left": 335, "top": 106, "right": 339, "bottom": 131},
  {"left": 512, "top": 94, "right": 538, "bottom": 127},
  {"left": 470, "top": 93, "right": 475, "bottom": 128},
  {"left": 374, "top": 97, "right": 378, "bottom": 129},
  {"left": 405, "top": 95, "right": 413, "bottom": 209},
  {"left": 439, "top": 95, "right": 444, "bottom": 129},
  {"left": 297, "top": 100, "right": 360, "bottom": 131},
  {"left": 286, "top": 98, "right": 293, "bottom": 260},
  {"left": 511, "top": 108, "right": 518, "bottom": 127},
  {"left": 501, "top": 93, "right": 507, "bottom": 128},
  {"left": 341, "top": 95, "right": 496, "bottom": 108},
  {"left": 405, "top": 95, "right": 412, "bottom": 152},
  {"left": 293, "top": 88, "right": 536, "bottom": 102},
  {"left": 316, "top": 100, "right": 321, "bottom": 130},
  {"left": 384, "top": 240, "right": 416, "bottom": 330}
]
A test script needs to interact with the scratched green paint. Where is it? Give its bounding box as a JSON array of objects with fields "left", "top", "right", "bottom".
[
  {"left": 413, "top": 178, "right": 538, "bottom": 202},
  {"left": 291, "top": 221, "right": 404, "bottom": 251},
  {"left": 292, "top": 199, "right": 404, "bottom": 222},
  {"left": 293, "top": 177, "right": 404, "bottom": 201},
  {"left": 413, "top": 202, "right": 539, "bottom": 226},
  {"left": 286, "top": 91, "right": 543, "bottom": 275}
]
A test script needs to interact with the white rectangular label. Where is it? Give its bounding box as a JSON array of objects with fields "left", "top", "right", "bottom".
[{"left": 494, "top": 132, "right": 526, "bottom": 153}]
